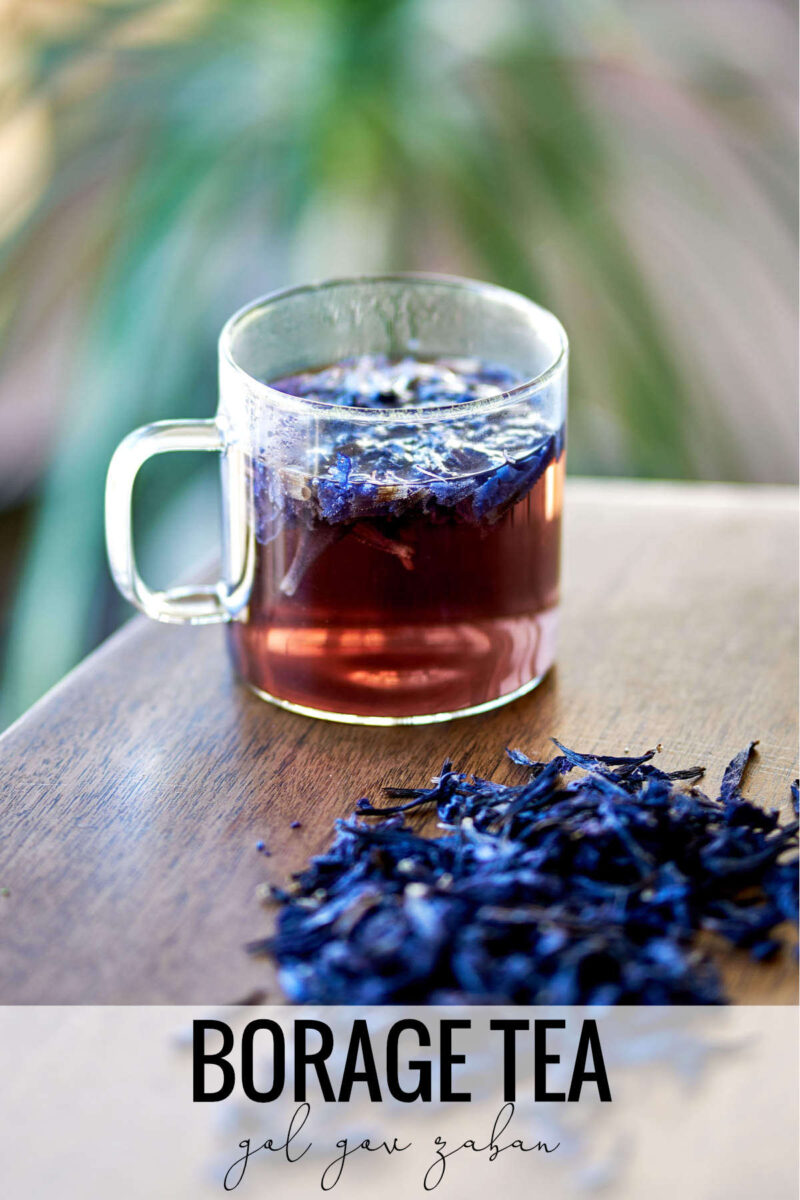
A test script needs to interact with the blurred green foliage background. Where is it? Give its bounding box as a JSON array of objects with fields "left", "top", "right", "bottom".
[{"left": 0, "top": 0, "right": 797, "bottom": 729}]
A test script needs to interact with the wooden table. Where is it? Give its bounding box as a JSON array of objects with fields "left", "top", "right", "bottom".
[{"left": 0, "top": 480, "right": 796, "bottom": 1004}]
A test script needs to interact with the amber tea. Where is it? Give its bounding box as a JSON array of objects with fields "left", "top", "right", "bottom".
[{"left": 227, "top": 356, "right": 565, "bottom": 720}]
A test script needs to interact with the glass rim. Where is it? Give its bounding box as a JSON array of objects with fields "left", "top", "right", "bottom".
[{"left": 218, "top": 273, "right": 568, "bottom": 425}]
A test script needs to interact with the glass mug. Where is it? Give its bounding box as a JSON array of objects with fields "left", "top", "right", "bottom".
[{"left": 105, "top": 274, "right": 567, "bottom": 725}]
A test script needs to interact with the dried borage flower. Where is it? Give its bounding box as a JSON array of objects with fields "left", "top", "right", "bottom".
[
  {"left": 250, "top": 356, "right": 564, "bottom": 593},
  {"left": 251, "top": 741, "right": 798, "bottom": 1005}
]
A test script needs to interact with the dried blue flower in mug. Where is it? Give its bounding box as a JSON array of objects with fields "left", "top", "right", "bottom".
[
  {"left": 249, "top": 356, "right": 565, "bottom": 591},
  {"left": 250, "top": 741, "right": 799, "bottom": 1005}
]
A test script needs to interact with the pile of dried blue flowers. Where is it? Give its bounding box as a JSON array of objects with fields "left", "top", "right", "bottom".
[{"left": 252, "top": 741, "right": 798, "bottom": 1004}]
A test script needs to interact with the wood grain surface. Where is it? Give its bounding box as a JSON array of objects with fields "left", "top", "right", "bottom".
[{"left": 0, "top": 480, "right": 797, "bottom": 1004}]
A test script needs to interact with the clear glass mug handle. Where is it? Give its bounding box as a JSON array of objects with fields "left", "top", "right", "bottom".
[{"left": 105, "top": 418, "right": 229, "bottom": 624}]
